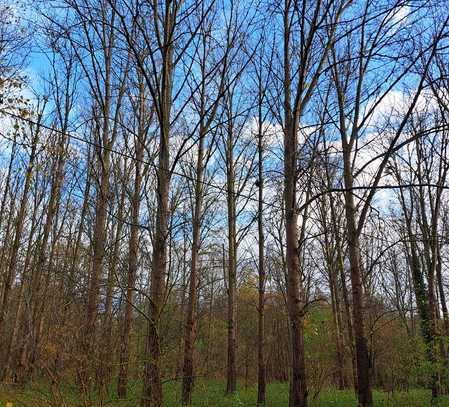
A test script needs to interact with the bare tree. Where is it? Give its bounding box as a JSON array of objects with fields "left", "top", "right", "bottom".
[
  {"left": 274, "top": 1, "right": 348, "bottom": 405},
  {"left": 327, "top": 2, "right": 449, "bottom": 404}
]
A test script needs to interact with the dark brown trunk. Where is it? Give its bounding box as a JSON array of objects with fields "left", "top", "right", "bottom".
[
  {"left": 99, "top": 175, "right": 126, "bottom": 392},
  {"left": 321, "top": 187, "right": 347, "bottom": 390},
  {"left": 342, "top": 149, "right": 373, "bottom": 407},
  {"left": 283, "top": 2, "right": 308, "bottom": 399},
  {"left": 117, "top": 130, "right": 144, "bottom": 399},
  {"left": 329, "top": 252, "right": 346, "bottom": 390},
  {"left": 82, "top": 147, "right": 110, "bottom": 389},
  {"left": 337, "top": 247, "right": 357, "bottom": 390},
  {"left": 181, "top": 125, "right": 205, "bottom": 404},
  {"left": 257, "top": 95, "right": 266, "bottom": 406},
  {"left": 141, "top": 39, "right": 173, "bottom": 406},
  {"left": 141, "top": 133, "right": 168, "bottom": 406},
  {"left": 225, "top": 118, "right": 237, "bottom": 395},
  {"left": 284, "top": 203, "right": 308, "bottom": 407}
]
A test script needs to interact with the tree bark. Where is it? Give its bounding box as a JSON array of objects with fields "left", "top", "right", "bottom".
[
  {"left": 342, "top": 148, "right": 373, "bottom": 407},
  {"left": 225, "top": 116, "right": 238, "bottom": 395},
  {"left": 141, "top": 33, "right": 173, "bottom": 406},
  {"left": 256, "top": 91, "right": 266, "bottom": 407},
  {"left": 283, "top": 1, "right": 308, "bottom": 399},
  {"left": 181, "top": 123, "right": 205, "bottom": 404},
  {"left": 117, "top": 119, "right": 145, "bottom": 399}
]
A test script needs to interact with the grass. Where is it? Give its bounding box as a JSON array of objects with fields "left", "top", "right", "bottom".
[{"left": 1, "top": 380, "right": 449, "bottom": 406}]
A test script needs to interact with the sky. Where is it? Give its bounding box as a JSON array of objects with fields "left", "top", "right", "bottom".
[{"left": 2, "top": 0, "right": 443, "bottom": 226}]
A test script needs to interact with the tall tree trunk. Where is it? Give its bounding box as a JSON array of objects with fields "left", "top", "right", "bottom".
[
  {"left": 320, "top": 182, "right": 346, "bottom": 390},
  {"left": 177, "top": 238, "right": 188, "bottom": 376},
  {"left": 117, "top": 123, "right": 144, "bottom": 398},
  {"left": 141, "top": 36, "right": 173, "bottom": 406},
  {"left": 284, "top": 131, "right": 308, "bottom": 406},
  {"left": 100, "top": 173, "right": 126, "bottom": 392},
  {"left": 256, "top": 95, "right": 266, "bottom": 407},
  {"left": 327, "top": 243, "right": 346, "bottom": 390},
  {"left": 141, "top": 131, "right": 169, "bottom": 407},
  {"left": 225, "top": 118, "right": 237, "bottom": 395},
  {"left": 327, "top": 191, "right": 357, "bottom": 390},
  {"left": 181, "top": 123, "right": 205, "bottom": 404},
  {"left": 342, "top": 148, "right": 373, "bottom": 407},
  {"left": 338, "top": 248, "right": 357, "bottom": 391},
  {"left": 283, "top": 2, "right": 308, "bottom": 397},
  {"left": 82, "top": 142, "right": 110, "bottom": 390}
]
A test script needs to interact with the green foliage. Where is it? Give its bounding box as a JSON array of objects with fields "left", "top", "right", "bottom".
[{"left": 2, "top": 381, "right": 449, "bottom": 406}]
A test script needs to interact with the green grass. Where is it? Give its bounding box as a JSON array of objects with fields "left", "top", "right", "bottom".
[{"left": 1, "top": 380, "right": 448, "bottom": 406}]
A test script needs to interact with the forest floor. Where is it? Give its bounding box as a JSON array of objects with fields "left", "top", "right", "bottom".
[{"left": 0, "top": 380, "right": 448, "bottom": 406}]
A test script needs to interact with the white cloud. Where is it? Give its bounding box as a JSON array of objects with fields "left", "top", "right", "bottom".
[{"left": 391, "top": 5, "right": 411, "bottom": 25}]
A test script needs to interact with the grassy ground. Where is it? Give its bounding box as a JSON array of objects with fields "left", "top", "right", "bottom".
[{"left": 1, "top": 380, "right": 448, "bottom": 406}]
